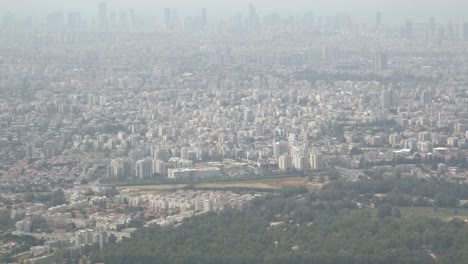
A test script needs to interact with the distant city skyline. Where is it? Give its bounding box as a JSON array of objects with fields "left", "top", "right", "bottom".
[{"left": 2, "top": 0, "right": 468, "bottom": 23}]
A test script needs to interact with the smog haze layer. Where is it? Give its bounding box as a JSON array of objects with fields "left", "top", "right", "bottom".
[{"left": 2, "top": 0, "right": 467, "bottom": 22}]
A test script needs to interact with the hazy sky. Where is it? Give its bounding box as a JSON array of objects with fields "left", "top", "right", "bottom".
[{"left": 2, "top": 0, "right": 467, "bottom": 22}]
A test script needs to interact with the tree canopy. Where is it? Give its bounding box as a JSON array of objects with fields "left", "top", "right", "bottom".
[{"left": 91, "top": 179, "right": 468, "bottom": 264}]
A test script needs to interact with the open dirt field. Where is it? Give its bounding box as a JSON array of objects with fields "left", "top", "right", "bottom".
[
  {"left": 275, "top": 178, "right": 325, "bottom": 189},
  {"left": 198, "top": 182, "right": 277, "bottom": 189},
  {"left": 117, "top": 184, "right": 186, "bottom": 193},
  {"left": 117, "top": 176, "right": 326, "bottom": 194},
  {"left": 198, "top": 177, "right": 321, "bottom": 190}
]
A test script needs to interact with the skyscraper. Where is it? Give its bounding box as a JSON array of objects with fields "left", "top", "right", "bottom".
[
  {"left": 376, "top": 12, "right": 382, "bottom": 31},
  {"left": 374, "top": 51, "right": 388, "bottom": 70},
  {"left": 109, "top": 11, "right": 116, "bottom": 32},
  {"left": 279, "top": 155, "right": 291, "bottom": 171},
  {"left": 248, "top": 3, "right": 258, "bottom": 32},
  {"left": 381, "top": 89, "right": 399, "bottom": 109},
  {"left": 428, "top": 17, "right": 436, "bottom": 41},
  {"left": 129, "top": 9, "right": 136, "bottom": 31},
  {"left": 201, "top": 8, "right": 208, "bottom": 30},
  {"left": 98, "top": 2, "right": 108, "bottom": 32},
  {"left": 119, "top": 11, "right": 129, "bottom": 32},
  {"left": 67, "top": 12, "right": 81, "bottom": 33},
  {"left": 292, "top": 151, "right": 307, "bottom": 171},
  {"left": 136, "top": 157, "right": 154, "bottom": 179},
  {"left": 248, "top": 3, "right": 256, "bottom": 21},
  {"left": 463, "top": 22, "right": 468, "bottom": 40},
  {"left": 421, "top": 90, "right": 433, "bottom": 105},
  {"left": 108, "top": 158, "right": 134, "bottom": 178},
  {"left": 403, "top": 20, "right": 413, "bottom": 39},
  {"left": 46, "top": 12, "right": 64, "bottom": 33},
  {"left": 447, "top": 21, "right": 455, "bottom": 40},
  {"left": 309, "top": 153, "right": 323, "bottom": 171},
  {"left": 164, "top": 8, "right": 173, "bottom": 29}
]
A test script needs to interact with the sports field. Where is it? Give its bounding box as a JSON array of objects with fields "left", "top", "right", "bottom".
[
  {"left": 399, "top": 207, "right": 468, "bottom": 221},
  {"left": 117, "top": 176, "right": 324, "bottom": 194}
]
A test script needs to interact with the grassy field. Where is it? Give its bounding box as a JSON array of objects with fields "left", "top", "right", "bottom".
[
  {"left": 398, "top": 207, "right": 468, "bottom": 221},
  {"left": 197, "top": 177, "right": 323, "bottom": 189},
  {"left": 117, "top": 184, "right": 187, "bottom": 193},
  {"left": 117, "top": 177, "right": 325, "bottom": 194}
]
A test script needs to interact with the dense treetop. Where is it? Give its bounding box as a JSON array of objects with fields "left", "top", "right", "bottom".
[{"left": 92, "top": 177, "right": 468, "bottom": 264}]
